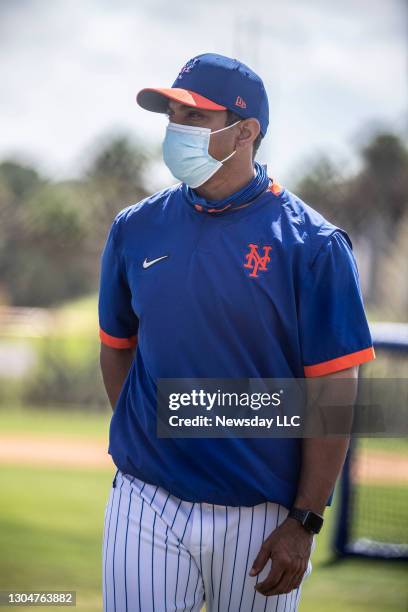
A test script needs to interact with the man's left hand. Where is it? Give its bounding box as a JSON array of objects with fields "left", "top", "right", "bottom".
[{"left": 248, "top": 517, "right": 313, "bottom": 597}]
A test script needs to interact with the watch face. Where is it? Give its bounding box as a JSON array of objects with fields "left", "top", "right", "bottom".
[{"left": 305, "top": 511, "right": 323, "bottom": 533}]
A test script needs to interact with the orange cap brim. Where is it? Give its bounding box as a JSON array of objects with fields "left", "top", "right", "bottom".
[{"left": 136, "top": 87, "right": 227, "bottom": 113}]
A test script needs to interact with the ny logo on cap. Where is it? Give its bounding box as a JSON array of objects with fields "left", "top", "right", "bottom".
[{"left": 177, "top": 58, "right": 199, "bottom": 80}]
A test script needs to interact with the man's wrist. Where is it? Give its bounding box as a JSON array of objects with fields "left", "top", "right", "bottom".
[{"left": 285, "top": 516, "right": 314, "bottom": 536}]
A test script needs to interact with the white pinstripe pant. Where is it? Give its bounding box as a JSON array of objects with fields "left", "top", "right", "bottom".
[{"left": 102, "top": 469, "right": 313, "bottom": 611}]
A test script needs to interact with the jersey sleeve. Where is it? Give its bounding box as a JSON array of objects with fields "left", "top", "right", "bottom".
[
  {"left": 98, "top": 218, "right": 139, "bottom": 349},
  {"left": 299, "top": 230, "right": 375, "bottom": 377}
]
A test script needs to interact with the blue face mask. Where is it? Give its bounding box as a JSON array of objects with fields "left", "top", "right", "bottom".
[{"left": 162, "top": 120, "right": 241, "bottom": 189}]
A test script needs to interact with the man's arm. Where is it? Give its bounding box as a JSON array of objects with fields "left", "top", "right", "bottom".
[
  {"left": 249, "top": 365, "right": 358, "bottom": 597},
  {"left": 100, "top": 343, "right": 136, "bottom": 411},
  {"left": 293, "top": 365, "right": 358, "bottom": 514}
]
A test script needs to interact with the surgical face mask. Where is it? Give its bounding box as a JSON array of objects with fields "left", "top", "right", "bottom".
[{"left": 162, "top": 119, "right": 241, "bottom": 189}]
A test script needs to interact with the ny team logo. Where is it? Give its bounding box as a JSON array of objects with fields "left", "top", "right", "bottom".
[
  {"left": 176, "top": 58, "right": 199, "bottom": 80},
  {"left": 244, "top": 244, "right": 272, "bottom": 277}
]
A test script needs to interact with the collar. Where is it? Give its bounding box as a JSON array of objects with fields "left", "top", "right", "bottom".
[{"left": 182, "top": 162, "right": 271, "bottom": 214}]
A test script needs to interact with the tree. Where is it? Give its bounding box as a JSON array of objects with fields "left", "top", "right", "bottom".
[
  {"left": 85, "top": 135, "right": 151, "bottom": 228},
  {"left": 0, "top": 160, "right": 42, "bottom": 200},
  {"left": 0, "top": 135, "right": 156, "bottom": 306},
  {"left": 1, "top": 182, "right": 90, "bottom": 306},
  {"left": 295, "top": 132, "right": 408, "bottom": 310}
]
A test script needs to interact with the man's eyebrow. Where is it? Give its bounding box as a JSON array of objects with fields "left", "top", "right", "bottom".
[{"left": 166, "top": 103, "right": 205, "bottom": 112}]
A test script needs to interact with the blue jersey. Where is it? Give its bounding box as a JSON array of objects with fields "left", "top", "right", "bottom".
[{"left": 98, "top": 179, "right": 375, "bottom": 507}]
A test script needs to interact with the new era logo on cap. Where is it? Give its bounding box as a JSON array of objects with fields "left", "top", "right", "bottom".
[{"left": 235, "top": 96, "right": 247, "bottom": 109}]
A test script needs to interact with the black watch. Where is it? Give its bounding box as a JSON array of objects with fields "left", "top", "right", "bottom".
[{"left": 288, "top": 507, "right": 324, "bottom": 534}]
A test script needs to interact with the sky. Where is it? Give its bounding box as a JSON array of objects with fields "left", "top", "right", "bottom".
[{"left": 0, "top": 0, "right": 407, "bottom": 189}]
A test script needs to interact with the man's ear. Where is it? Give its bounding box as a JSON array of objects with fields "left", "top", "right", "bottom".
[{"left": 235, "top": 118, "right": 261, "bottom": 151}]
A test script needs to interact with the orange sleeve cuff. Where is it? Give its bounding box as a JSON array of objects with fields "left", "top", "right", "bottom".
[
  {"left": 304, "top": 346, "right": 376, "bottom": 377},
  {"left": 99, "top": 328, "right": 137, "bottom": 349}
]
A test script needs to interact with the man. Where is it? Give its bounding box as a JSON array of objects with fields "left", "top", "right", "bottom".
[{"left": 99, "top": 53, "right": 375, "bottom": 611}]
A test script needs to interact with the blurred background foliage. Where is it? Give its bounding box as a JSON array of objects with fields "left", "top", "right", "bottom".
[
  {"left": 0, "top": 135, "right": 151, "bottom": 307},
  {"left": 1, "top": 130, "right": 407, "bottom": 310}
]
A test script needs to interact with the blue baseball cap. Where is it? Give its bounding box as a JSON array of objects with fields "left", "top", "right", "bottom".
[{"left": 136, "top": 53, "right": 269, "bottom": 137}]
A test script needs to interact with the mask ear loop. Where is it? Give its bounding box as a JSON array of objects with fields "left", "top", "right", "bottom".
[
  {"left": 210, "top": 119, "right": 242, "bottom": 163},
  {"left": 220, "top": 149, "right": 237, "bottom": 163},
  {"left": 210, "top": 119, "right": 242, "bottom": 135}
]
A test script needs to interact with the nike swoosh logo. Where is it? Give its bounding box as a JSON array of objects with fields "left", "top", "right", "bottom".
[{"left": 142, "top": 255, "right": 169, "bottom": 269}]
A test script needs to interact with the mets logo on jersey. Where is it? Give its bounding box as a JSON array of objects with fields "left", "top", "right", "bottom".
[
  {"left": 176, "top": 58, "right": 200, "bottom": 80},
  {"left": 244, "top": 244, "right": 272, "bottom": 277}
]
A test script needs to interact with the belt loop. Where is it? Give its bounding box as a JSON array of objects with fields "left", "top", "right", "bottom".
[{"left": 112, "top": 468, "right": 119, "bottom": 488}]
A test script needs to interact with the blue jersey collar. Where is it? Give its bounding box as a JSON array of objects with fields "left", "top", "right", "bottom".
[{"left": 182, "top": 162, "right": 271, "bottom": 214}]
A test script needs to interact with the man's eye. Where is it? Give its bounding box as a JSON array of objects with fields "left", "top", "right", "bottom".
[{"left": 188, "top": 111, "right": 203, "bottom": 119}]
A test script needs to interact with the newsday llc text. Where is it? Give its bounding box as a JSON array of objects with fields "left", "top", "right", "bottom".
[{"left": 167, "top": 414, "right": 300, "bottom": 429}]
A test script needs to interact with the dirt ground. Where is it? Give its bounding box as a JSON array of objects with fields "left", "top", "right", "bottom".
[
  {"left": 0, "top": 435, "right": 111, "bottom": 469},
  {"left": 351, "top": 450, "right": 408, "bottom": 485},
  {"left": 0, "top": 434, "right": 407, "bottom": 485}
]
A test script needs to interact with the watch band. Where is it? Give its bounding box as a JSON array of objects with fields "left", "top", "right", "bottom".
[{"left": 288, "top": 507, "right": 324, "bottom": 534}]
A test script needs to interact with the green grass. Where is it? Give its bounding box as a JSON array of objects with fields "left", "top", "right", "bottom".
[
  {"left": 301, "top": 552, "right": 408, "bottom": 611},
  {"left": 358, "top": 437, "right": 408, "bottom": 454},
  {"left": 351, "top": 483, "right": 408, "bottom": 544},
  {"left": 0, "top": 464, "right": 113, "bottom": 612},
  {"left": 0, "top": 406, "right": 110, "bottom": 439}
]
